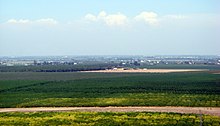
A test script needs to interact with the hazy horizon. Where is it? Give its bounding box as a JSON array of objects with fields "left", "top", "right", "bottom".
[{"left": 0, "top": 0, "right": 219, "bottom": 56}]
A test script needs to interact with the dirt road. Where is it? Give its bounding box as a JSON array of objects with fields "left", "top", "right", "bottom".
[
  {"left": 82, "top": 69, "right": 208, "bottom": 73},
  {"left": 1, "top": 107, "right": 219, "bottom": 116}
]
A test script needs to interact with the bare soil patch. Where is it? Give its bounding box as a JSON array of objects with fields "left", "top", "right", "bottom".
[
  {"left": 0, "top": 107, "right": 219, "bottom": 116},
  {"left": 82, "top": 69, "right": 208, "bottom": 73}
]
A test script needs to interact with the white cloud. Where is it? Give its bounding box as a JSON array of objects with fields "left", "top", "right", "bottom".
[
  {"left": 98, "top": 11, "right": 107, "bottom": 18},
  {"left": 36, "top": 18, "right": 58, "bottom": 25},
  {"left": 165, "top": 15, "right": 187, "bottom": 19},
  {"left": 85, "top": 11, "right": 128, "bottom": 26},
  {"left": 84, "top": 11, "right": 189, "bottom": 26},
  {"left": 7, "top": 19, "right": 31, "bottom": 24},
  {"left": 105, "top": 13, "right": 127, "bottom": 26},
  {"left": 85, "top": 14, "right": 97, "bottom": 21},
  {"left": 134, "top": 12, "right": 159, "bottom": 25},
  {"left": 5, "top": 13, "right": 188, "bottom": 27},
  {"left": 6, "top": 18, "right": 58, "bottom": 25}
]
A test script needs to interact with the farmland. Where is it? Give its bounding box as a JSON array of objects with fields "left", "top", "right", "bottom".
[
  {"left": 0, "top": 112, "right": 220, "bottom": 125},
  {"left": 1, "top": 64, "right": 220, "bottom": 72},
  {"left": 1, "top": 65, "right": 220, "bottom": 125},
  {"left": 0, "top": 72, "right": 219, "bottom": 108}
]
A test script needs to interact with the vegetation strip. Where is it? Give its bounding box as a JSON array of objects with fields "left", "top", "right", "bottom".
[
  {"left": 1, "top": 107, "right": 220, "bottom": 116},
  {"left": 1, "top": 111, "right": 220, "bottom": 126}
]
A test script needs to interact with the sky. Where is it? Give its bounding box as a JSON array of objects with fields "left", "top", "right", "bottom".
[{"left": 0, "top": 0, "right": 219, "bottom": 56}]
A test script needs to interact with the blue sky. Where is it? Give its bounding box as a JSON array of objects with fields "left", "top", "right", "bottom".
[
  {"left": 1, "top": 0, "right": 219, "bottom": 21},
  {"left": 0, "top": 0, "right": 219, "bottom": 56}
]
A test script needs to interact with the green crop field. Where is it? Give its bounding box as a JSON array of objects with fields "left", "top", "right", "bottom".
[
  {"left": 1, "top": 64, "right": 220, "bottom": 72},
  {"left": 0, "top": 72, "right": 149, "bottom": 80},
  {"left": 0, "top": 72, "right": 219, "bottom": 107},
  {"left": 0, "top": 112, "right": 219, "bottom": 126}
]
